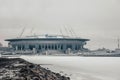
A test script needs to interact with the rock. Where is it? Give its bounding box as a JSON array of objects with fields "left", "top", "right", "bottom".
[{"left": 0, "top": 58, "right": 70, "bottom": 80}]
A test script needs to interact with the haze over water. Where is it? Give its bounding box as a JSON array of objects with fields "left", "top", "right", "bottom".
[{"left": 21, "top": 56, "right": 120, "bottom": 80}]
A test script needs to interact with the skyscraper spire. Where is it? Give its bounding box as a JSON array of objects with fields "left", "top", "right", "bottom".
[{"left": 118, "top": 38, "right": 120, "bottom": 49}]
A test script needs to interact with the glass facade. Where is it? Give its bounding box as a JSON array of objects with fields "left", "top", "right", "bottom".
[{"left": 6, "top": 38, "right": 89, "bottom": 53}]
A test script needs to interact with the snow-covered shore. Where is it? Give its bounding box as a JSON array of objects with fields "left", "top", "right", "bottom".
[
  {"left": 0, "top": 57, "right": 70, "bottom": 80},
  {"left": 21, "top": 55, "right": 120, "bottom": 80}
]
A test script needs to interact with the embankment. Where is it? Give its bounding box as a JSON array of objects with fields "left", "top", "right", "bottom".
[{"left": 0, "top": 58, "right": 70, "bottom": 80}]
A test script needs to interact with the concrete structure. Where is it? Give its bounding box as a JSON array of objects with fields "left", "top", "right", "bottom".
[{"left": 5, "top": 35, "right": 89, "bottom": 54}]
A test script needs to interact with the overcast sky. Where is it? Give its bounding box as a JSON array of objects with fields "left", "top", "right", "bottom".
[{"left": 0, "top": 0, "right": 120, "bottom": 50}]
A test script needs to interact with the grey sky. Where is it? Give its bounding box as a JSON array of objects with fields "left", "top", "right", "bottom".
[{"left": 0, "top": 0, "right": 120, "bottom": 50}]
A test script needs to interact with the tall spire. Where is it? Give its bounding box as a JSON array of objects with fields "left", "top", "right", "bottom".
[{"left": 118, "top": 38, "right": 120, "bottom": 49}]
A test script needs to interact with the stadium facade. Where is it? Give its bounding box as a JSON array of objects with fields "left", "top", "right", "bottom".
[{"left": 5, "top": 34, "right": 89, "bottom": 54}]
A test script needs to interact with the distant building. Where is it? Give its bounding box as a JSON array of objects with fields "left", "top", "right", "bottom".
[
  {"left": 0, "top": 47, "right": 12, "bottom": 52},
  {"left": 5, "top": 34, "right": 90, "bottom": 54},
  {"left": 0, "top": 43, "right": 3, "bottom": 47},
  {"left": 0, "top": 42, "right": 12, "bottom": 54}
]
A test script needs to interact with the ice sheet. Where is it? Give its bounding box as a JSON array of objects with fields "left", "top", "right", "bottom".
[{"left": 21, "top": 56, "right": 120, "bottom": 80}]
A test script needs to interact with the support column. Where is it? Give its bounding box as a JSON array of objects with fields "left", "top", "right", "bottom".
[
  {"left": 46, "top": 44, "right": 48, "bottom": 50},
  {"left": 55, "top": 44, "right": 57, "bottom": 50},
  {"left": 58, "top": 44, "right": 60, "bottom": 50},
  {"left": 39, "top": 45, "right": 41, "bottom": 50},
  {"left": 61, "top": 44, "right": 63, "bottom": 50},
  {"left": 75, "top": 44, "right": 77, "bottom": 50},
  {"left": 35, "top": 44, "right": 39, "bottom": 53},
  {"left": 50, "top": 44, "right": 52, "bottom": 50},
  {"left": 15, "top": 45, "right": 18, "bottom": 51},
  {"left": 57, "top": 44, "right": 59, "bottom": 50},
  {"left": 25, "top": 45, "right": 29, "bottom": 50},
  {"left": 53, "top": 44, "right": 55, "bottom": 50},
  {"left": 21, "top": 45, "right": 23, "bottom": 51},
  {"left": 42, "top": 44, "right": 45, "bottom": 50}
]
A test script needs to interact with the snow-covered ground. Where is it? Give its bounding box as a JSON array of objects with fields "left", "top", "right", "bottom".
[{"left": 21, "top": 56, "right": 120, "bottom": 80}]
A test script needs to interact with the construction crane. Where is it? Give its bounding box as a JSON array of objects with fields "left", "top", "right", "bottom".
[
  {"left": 64, "top": 25, "right": 70, "bottom": 37},
  {"left": 30, "top": 27, "right": 34, "bottom": 36},
  {"left": 118, "top": 38, "right": 120, "bottom": 49},
  {"left": 60, "top": 28, "right": 64, "bottom": 37},
  {"left": 68, "top": 28, "right": 74, "bottom": 37},
  {"left": 19, "top": 27, "right": 25, "bottom": 38},
  {"left": 69, "top": 26, "right": 77, "bottom": 38},
  {"left": 64, "top": 25, "right": 76, "bottom": 37}
]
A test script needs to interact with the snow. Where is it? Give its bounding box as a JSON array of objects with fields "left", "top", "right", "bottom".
[{"left": 21, "top": 56, "right": 120, "bottom": 80}]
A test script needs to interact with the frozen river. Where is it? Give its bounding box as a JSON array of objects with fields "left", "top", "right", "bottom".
[{"left": 21, "top": 56, "right": 120, "bottom": 80}]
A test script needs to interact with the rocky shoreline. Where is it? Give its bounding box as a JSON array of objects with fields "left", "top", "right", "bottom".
[{"left": 0, "top": 58, "right": 70, "bottom": 80}]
